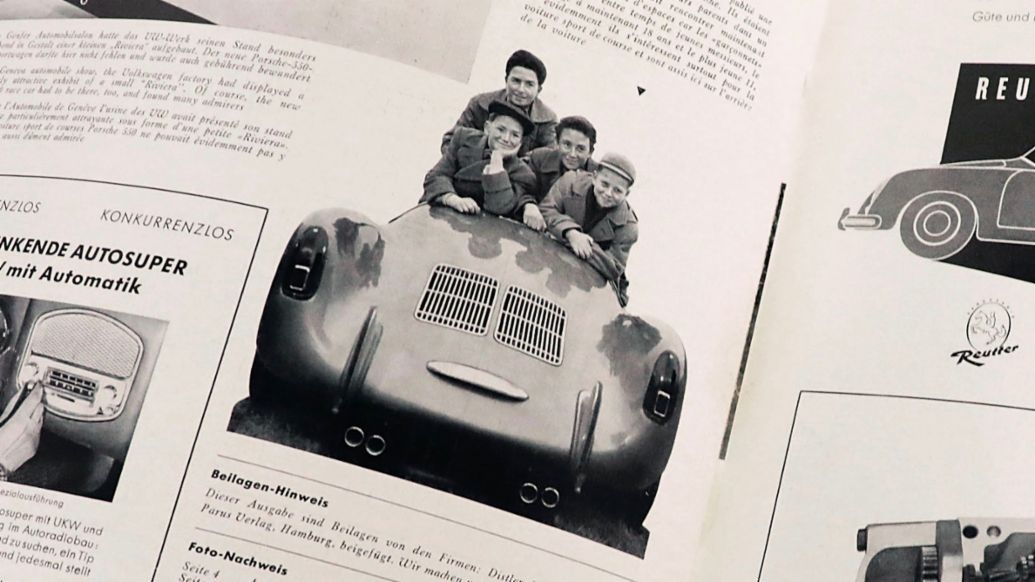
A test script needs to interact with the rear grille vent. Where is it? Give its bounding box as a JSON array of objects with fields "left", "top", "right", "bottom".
[
  {"left": 494, "top": 286, "right": 566, "bottom": 365},
  {"left": 415, "top": 264, "right": 499, "bottom": 335}
]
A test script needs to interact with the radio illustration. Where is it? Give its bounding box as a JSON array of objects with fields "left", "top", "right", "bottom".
[
  {"left": 856, "top": 519, "right": 1035, "bottom": 582},
  {"left": 19, "top": 309, "right": 143, "bottom": 423},
  {"left": 0, "top": 295, "right": 166, "bottom": 500}
]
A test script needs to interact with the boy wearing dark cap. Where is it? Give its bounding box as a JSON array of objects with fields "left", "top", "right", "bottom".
[
  {"left": 540, "top": 153, "right": 639, "bottom": 300},
  {"left": 520, "top": 115, "right": 599, "bottom": 231},
  {"left": 441, "top": 49, "right": 558, "bottom": 156},
  {"left": 422, "top": 100, "right": 537, "bottom": 217}
]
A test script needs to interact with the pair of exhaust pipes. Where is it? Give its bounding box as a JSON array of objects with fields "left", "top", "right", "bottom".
[
  {"left": 856, "top": 519, "right": 1035, "bottom": 581},
  {"left": 519, "top": 482, "right": 560, "bottom": 509},
  {"left": 342, "top": 425, "right": 561, "bottom": 510},
  {"left": 343, "top": 425, "right": 386, "bottom": 457}
]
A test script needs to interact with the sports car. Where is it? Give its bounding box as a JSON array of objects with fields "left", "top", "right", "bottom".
[
  {"left": 838, "top": 147, "right": 1035, "bottom": 260},
  {"left": 249, "top": 205, "right": 687, "bottom": 528},
  {"left": 855, "top": 518, "right": 1035, "bottom": 582}
]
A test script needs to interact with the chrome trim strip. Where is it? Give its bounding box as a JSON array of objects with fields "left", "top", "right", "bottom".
[{"left": 426, "top": 361, "right": 528, "bottom": 401}]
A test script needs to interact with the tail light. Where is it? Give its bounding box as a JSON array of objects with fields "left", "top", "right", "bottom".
[
  {"left": 642, "top": 351, "right": 680, "bottom": 424},
  {"left": 282, "top": 226, "right": 328, "bottom": 300}
]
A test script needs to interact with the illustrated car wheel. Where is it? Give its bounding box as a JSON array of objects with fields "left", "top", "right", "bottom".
[{"left": 898, "top": 193, "right": 976, "bottom": 260}]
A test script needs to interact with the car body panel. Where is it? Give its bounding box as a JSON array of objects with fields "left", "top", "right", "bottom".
[
  {"left": 841, "top": 152, "right": 1035, "bottom": 246},
  {"left": 254, "top": 205, "right": 686, "bottom": 501}
]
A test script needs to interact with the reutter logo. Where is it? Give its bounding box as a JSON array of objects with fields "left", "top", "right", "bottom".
[{"left": 951, "top": 300, "right": 1019, "bottom": 366}]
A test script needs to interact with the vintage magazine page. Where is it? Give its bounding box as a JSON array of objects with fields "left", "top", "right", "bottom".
[
  {"left": 0, "top": 1, "right": 821, "bottom": 580},
  {"left": 698, "top": 1, "right": 1035, "bottom": 581}
]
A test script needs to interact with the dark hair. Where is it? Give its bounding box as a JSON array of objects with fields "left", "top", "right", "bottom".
[
  {"left": 555, "top": 116, "right": 597, "bottom": 150},
  {"left": 486, "top": 112, "right": 527, "bottom": 139},
  {"left": 505, "top": 50, "right": 547, "bottom": 85},
  {"left": 487, "top": 99, "right": 535, "bottom": 135}
]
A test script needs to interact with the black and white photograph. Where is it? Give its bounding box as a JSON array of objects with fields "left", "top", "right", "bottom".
[
  {"left": 755, "top": 392, "right": 1035, "bottom": 582},
  {"left": 226, "top": 48, "right": 687, "bottom": 556},
  {"left": 8, "top": 0, "right": 1035, "bottom": 580},
  {"left": 855, "top": 518, "right": 1035, "bottom": 582},
  {"left": 0, "top": 294, "right": 167, "bottom": 501}
]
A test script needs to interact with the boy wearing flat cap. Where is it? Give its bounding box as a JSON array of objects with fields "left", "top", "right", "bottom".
[
  {"left": 422, "top": 100, "right": 537, "bottom": 216},
  {"left": 520, "top": 115, "right": 599, "bottom": 231},
  {"left": 540, "top": 153, "right": 639, "bottom": 300},
  {"left": 441, "top": 49, "right": 558, "bottom": 156}
]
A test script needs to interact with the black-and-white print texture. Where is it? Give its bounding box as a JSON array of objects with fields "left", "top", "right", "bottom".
[
  {"left": 856, "top": 518, "right": 1035, "bottom": 582},
  {"left": 838, "top": 64, "right": 1035, "bottom": 284},
  {"left": 0, "top": 294, "right": 166, "bottom": 501},
  {"left": 757, "top": 392, "right": 1035, "bottom": 581},
  {"left": 0, "top": 0, "right": 491, "bottom": 82},
  {"left": 227, "top": 205, "right": 687, "bottom": 557}
]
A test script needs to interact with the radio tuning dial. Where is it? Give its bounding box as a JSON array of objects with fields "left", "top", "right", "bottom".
[
  {"left": 96, "top": 385, "right": 118, "bottom": 416},
  {"left": 18, "top": 362, "right": 40, "bottom": 390}
]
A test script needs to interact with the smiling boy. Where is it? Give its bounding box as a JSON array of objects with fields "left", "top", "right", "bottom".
[
  {"left": 422, "top": 100, "right": 537, "bottom": 216},
  {"left": 520, "top": 115, "right": 600, "bottom": 231},
  {"left": 540, "top": 153, "right": 639, "bottom": 298}
]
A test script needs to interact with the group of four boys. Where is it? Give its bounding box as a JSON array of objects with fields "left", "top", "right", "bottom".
[
  {"left": 421, "top": 49, "right": 640, "bottom": 301},
  {"left": 0, "top": 52, "right": 645, "bottom": 485}
]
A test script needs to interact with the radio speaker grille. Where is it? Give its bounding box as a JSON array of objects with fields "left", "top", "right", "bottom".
[{"left": 31, "top": 311, "right": 141, "bottom": 378}]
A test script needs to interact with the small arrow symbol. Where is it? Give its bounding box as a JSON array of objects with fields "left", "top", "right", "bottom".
[{"left": 637, "top": 86, "right": 646, "bottom": 95}]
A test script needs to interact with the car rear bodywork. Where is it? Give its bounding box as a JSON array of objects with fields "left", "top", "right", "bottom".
[
  {"left": 839, "top": 166, "right": 1012, "bottom": 235},
  {"left": 252, "top": 205, "right": 687, "bottom": 524},
  {"left": 839, "top": 154, "right": 1035, "bottom": 259}
]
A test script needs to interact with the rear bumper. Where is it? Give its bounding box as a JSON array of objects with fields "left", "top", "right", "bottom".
[
  {"left": 336, "top": 406, "right": 578, "bottom": 510},
  {"left": 838, "top": 207, "right": 882, "bottom": 230}
]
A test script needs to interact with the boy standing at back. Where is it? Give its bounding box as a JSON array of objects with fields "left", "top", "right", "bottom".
[{"left": 441, "top": 49, "right": 557, "bottom": 156}]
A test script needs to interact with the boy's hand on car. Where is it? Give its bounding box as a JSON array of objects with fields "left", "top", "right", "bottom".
[
  {"left": 523, "top": 204, "right": 546, "bottom": 231},
  {"left": 566, "top": 230, "right": 594, "bottom": 259},
  {"left": 440, "top": 193, "right": 480, "bottom": 214}
]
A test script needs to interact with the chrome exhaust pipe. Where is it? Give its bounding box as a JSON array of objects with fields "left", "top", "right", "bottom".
[
  {"left": 344, "top": 426, "right": 365, "bottom": 448},
  {"left": 365, "top": 434, "right": 386, "bottom": 456},
  {"left": 519, "top": 483, "right": 538, "bottom": 504},
  {"left": 541, "top": 487, "right": 560, "bottom": 509}
]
